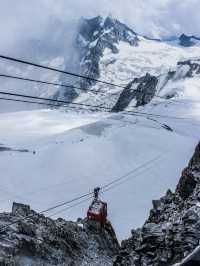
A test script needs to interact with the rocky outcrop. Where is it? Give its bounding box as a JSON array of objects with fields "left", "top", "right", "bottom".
[
  {"left": 0, "top": 202, "right": 119, "bottom": 265},
  {"left": 77, "top": 16, "right": 139, "bottom": 88},
  {"left": 179, "top": 34, "right": 200, "bottom": 47},
  {"left": 112, "top": 73, "right": 158, "bottom": 111},
  {"left": 0, "top": 144, "right": 200, "bottom": 266},
  {"left": 114, "top": 142, "right": 200, "bottom": 266},
  {"left": 178, "top": 59, "right": 200, "bottom": 78},
  {"left": 0, "top": 144, "right": 30, "bottom": 153},
  {"left": 55, "top": 17, "right": 200, "bottom": 109},
  {"left": 112, "top": 58, "right": 200, "bottom": 111}
]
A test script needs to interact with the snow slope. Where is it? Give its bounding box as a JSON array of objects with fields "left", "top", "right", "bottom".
[
  {"left": 0, "top": 102, "right": 199, "bottom": 240},
  {"left": 76, "top": 37, "right": 200, "bottom": 108},
  {"left": 99, "top": 38, "right": 200, "bottom": 84},
  {"left": 1, "top": 17, "right": 200, "bottom": 242}
]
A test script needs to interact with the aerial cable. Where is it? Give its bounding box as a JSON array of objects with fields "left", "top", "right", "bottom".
[
  {"left": 1, "top": 73, "right": 200, "bottom": 106},
  {"left": 49, "top": 196, "right": 93, "bottom": 218},
  {"left": 49, "top": 155, "right": 162, "bottom": 218},
  {"left": 0, "top": 73, "right": 114, "bottom": 96},
  {"left": 0, "top": 97, "right": 107, "bottom": 113},
  {"left": 0, "top": 156, "right": 161, "bottom": 232},
  {"left": 0, "top": 91, "right": 112, "bottom": 111},
  {"left": 0, "top": 91, "right": 199, "bottom": 122},
  {"left": 101, "top": 155, "right": 162, "bottom": 191},
  {"left": 0, "top": 191, "right": 93, "bottom": 233},
  {"left": 0, "top": 97, "right": 61, "bottom": 108},
  {"left": 0, "top": 54, "right": 125, "bottom": 89}
]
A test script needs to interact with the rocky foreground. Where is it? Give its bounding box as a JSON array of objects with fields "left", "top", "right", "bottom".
[
  {"left": 0, "top": 142, "right": 200, "bottom": 266},
  {"left": 114, "top": 142, "right": 200, "bottom": 266},
  {"left": 0, "top": 203, "right": 119, "bottom": 265}
]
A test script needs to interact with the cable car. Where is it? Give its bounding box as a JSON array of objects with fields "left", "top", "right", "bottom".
[{"left": 87, "top": 187, "right": 107, "bottom": 226}]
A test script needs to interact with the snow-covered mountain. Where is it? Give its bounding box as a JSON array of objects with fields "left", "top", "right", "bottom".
[
  {"left": 0, "top": 15, "right": 200, "bottom": 245},
  {"left": 73, "top": 16, "right": 200, "bottom": 110},
  {"left": 1, "top": 16, "right": 200, "bottom": 113},
  {"left": 112, "top": 59, "right": 200, "bottom": 111}
]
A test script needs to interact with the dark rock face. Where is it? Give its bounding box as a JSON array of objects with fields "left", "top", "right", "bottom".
[
  {"left": 179, "top": 34, "right": 195, "bottom": 47},
  {"left": 77, "top": 16, "right": 139, "bottom": 88},
  {"left": 176, "top": 168, "right": 197, "bottom": 200},
  {"left": 179, "top": 34, "right": 200, "bottom": 47},
  {"left": 0, "top": 203, "right": 119, "bottom": 265},
  {"left": 113, "top": 57, "right": 200, "bottom": 111},
  {"left": 178, "top": 59, "right": 200, "bottom": 77},
  {"left": 176, "top": 143, "right": 200, "bottom": 199},
  {"left": 112, "top": 73, "right": 158, "bottom": 111},
  {"left": 112, "top": 58, "right": 200, "bottom": 111},
  {"left": 0, "top": 144, "right": 30, "bottom": 153},
  {"left": 114, "top": 142, "right": 200, "bottom": 266}
]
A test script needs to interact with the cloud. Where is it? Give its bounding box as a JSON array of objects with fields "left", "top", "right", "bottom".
[
  {"left": 0, "top": 0, "right": 199, "bottom": 54},
  {"left": 0, "top": 0, "right": 199, "bottom": 112}
]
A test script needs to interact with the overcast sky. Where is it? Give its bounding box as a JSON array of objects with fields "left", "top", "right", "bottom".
[{"left": 0, "top": 0, "right": 199, "bottom": 54}]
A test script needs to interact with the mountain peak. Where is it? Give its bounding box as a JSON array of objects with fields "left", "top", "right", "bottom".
[
  {"left": 179, "top": 33, "right": 200, "bottom": 47},
  {"left": 76, "top": 16, "right": 139, "bottom": 88},
  {"left": 78, "top": 15, "right": 138, "bottom": 42}
]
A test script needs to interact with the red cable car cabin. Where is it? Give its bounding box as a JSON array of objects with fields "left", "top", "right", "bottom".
[{"left": 87, "top": 187, "right": 107, "bottom": 226}]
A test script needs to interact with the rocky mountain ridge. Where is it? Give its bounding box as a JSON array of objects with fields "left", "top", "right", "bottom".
[
  {"left": 114, "top": 142, "right": 200, "bottom": 266},
  {"left": 53, "top": 15, "right": 140, "bottom": 104},
  {"left": 2, "top": 15, "right": 200, "bottom": 113},
  {"left": 0, "top": 202, "right": 119, "bottom": 265},
  {"left": 66, "top": 16, "right": 200, "bottom": 112},
  {"left": 1, "top": 142, "right": 200, "bottom": 265},
  {"left": 76, "top": 16, "right": 139, "bottom": 89},
  {"left": 179, "top": 34, "right": 200, "bottom": 47},
  {"left": 112, "top": 58, "right": 200, "bottom": 111}
]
